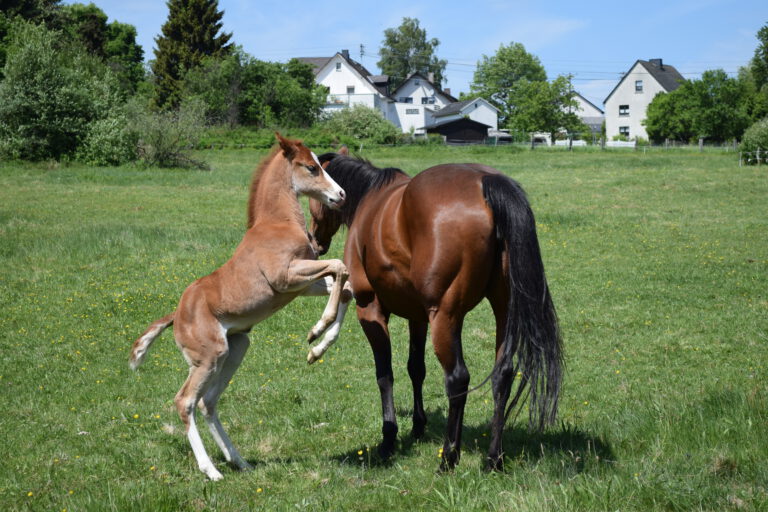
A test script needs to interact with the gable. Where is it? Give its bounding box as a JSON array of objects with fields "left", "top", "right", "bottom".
[{"left": 604, "top": 59, "right": 685, "bottom": 104}]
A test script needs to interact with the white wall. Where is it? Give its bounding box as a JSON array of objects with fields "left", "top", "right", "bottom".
[
  {"left": 605, "top": 62, "right": 667, "bottom": 140},
  {"left": 315, "top": 55, "right": 386, "bottom": 116}
]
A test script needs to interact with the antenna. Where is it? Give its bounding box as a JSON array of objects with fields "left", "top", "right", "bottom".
[{"left": 360, "top": 44, "right": 365, "bottom": 60}]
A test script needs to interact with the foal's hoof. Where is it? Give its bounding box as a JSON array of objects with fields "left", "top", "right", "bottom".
[{"left": 307, "top": 347, "right": 322, "bottom": 364}]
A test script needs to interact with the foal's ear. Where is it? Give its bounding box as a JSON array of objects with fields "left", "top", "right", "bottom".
[
  {"left": 275, "top": 132, "right": 296, "bottom": 160},
  {"left": 338, "top": 145, "right": 349, "bottom": 156}
]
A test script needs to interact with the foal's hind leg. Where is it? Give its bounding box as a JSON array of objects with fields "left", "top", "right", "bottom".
[
  {"left": 198, "top": 333, "right": 252, "bottom": 471},
  {"left": 175, "top": 340, "right": 229, "bottom": 481},
  {"left": 407, "top": 320, "right": 428, "bottom": 439}
]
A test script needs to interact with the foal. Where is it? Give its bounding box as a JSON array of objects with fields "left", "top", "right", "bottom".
[{"left": 129, "top": 134, "right": 350, "bottom": 481}]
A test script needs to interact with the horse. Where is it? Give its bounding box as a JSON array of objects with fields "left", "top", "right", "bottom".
[
  {"left": 129, "top": 133, "right": 352, "bottom": 481},
  {"left": 309, "top": 150, "right": 563, "bottom": 471}
]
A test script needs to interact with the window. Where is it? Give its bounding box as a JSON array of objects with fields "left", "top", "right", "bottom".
[
  {"left": 405, "top": 108, "right": 420, "bottom": 115},
  {"left": 635, "top": 80, "right": 643, "bottom": 92},
  {"left": 619, "top": 104, "right": 629, "bottom": 116},
  {"left": 335, "top": 62, "right": 341, "bottom": 71},
  {"left": 398, "top": 97, "right": 413, "bottom": 104},
  {"left": 619, "top": 126, "right": 630, "bottom": 138},
  {"left": 414, "top": 80, "right": 420, "bottom": 85},
  {"left": 346, "top": 86, "right": 355, "bottom": 94},
  {"left": 421, "top": 97, "right": 435, "bottom": 104}
]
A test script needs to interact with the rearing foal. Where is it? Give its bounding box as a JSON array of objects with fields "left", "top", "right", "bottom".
[
  {"left": 310, "top": 152, "right": 562, "bottom": 471},
  {"left": 129, "top": 134, "right": 349, "bottom": 481}
]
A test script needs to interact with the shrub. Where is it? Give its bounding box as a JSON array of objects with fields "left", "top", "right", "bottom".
[
  {"left": 0, "top": 20, "right": 121, "bottom": 161},
  {"left": 76, "top": 107, "right": 138, "bottom": 166},
  {"left": 741, "top": 117, "right": 768, "bottom": 163},
  {"left": 129, "top": 98, "right": 209, "bottom": 169},
  {"left": 322, "top": 104, "right": 400, "bottom": 144}
]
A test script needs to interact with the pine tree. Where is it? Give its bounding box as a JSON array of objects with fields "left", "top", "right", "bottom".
[{"left": 151, "top": 0, "right": 232, "bottom": 109}]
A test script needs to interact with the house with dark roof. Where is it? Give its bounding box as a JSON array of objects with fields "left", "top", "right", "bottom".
[
  {"left": 297, "top": 50, "right": 498, "bottom": 139},
  {"left": 573, "top": 92, "right": 604, "bottom": 135},
  {"left": 604, "top": 58, "right": 685, "bottom": 140}
]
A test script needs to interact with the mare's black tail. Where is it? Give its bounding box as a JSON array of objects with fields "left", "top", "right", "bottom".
[{"left": 482, "top": 173, "right": 563, "bottom": 431}]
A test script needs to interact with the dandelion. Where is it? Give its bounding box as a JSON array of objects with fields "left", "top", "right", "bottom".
[
  {"left": 256, "top": 488, "right": 263, "bottom": 493},
  {"left": 27, "top": 491, "right": 33, "bottom": 497},
  {"left": 357, "top": 450, "right": 363, "bottom": 456},
  {"left": 150, "top": 466, "right": 156, "bottom": 471},
  {"left": 133, "top": 414, "right": 140, "bottom": 419}
]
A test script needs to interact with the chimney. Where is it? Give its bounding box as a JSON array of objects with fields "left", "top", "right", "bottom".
[
  {"left": 444, "top": 88, "right": 451, "bottom": 96},
  {"left": 341, "top": 49, "right": 350, "bottom": 60},
  {"left": 649, "top": 58, "right": 664, "bottom": 70}
]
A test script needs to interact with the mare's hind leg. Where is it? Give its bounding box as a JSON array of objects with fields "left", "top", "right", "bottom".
[
  {"left": 431, "top": 311, "right": 469, "bottom": 471},
  {"left": 357, "top": 295, "right": 398, "bottom": 459},
  {"left": 407, "top": 320, "right": 428, "bottom": 439},
  {"left": 486, "top": 277, "right": 513, "bottom": 471},
  {"left": 175, "top": 335, "right": 229, "bottom": 481},
  {"left": 198, "top": 333, "right": 252, "bottom": 471}
]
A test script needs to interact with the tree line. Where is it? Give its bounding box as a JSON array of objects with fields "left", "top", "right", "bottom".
[{"left": 1, "top": 1, "right": 767, "bottom": 166}]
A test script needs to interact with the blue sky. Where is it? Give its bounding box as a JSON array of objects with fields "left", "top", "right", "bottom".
[{"left": 67, "top": 0, "right": 766, "bottom": 108}]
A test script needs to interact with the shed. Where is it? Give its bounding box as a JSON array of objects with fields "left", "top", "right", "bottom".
[{"left": 425, "top": 118, "right": 491, "bottom": 143}]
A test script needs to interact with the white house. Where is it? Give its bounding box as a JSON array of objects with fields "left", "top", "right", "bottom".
[
  {"left": 572, "top": 92, "right": 604, "bottom": 135},
  {"left": 604, "top": 59, "right": 684, "bottom": 140},
  {"left": 298, "top": 50, "right": 498, "bottom": 139}
]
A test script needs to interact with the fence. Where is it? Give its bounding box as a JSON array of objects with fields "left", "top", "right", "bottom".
[{"left": 739, "top": 149, "right": 767, "bottom": 166}]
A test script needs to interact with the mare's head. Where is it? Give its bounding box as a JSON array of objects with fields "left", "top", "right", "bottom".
[
  {"left": 276, "top": 133, "right": 346, "bottom": 209},
  {"left": 308, "top": 146, "right": 348, "bottom": 255}
]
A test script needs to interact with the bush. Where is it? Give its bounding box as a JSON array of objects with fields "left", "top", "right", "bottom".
[
  {"left": 76, "top": 107, "right": 138, "bottom": 166},
  {"left": 741, "top": 117, "right": 768, "bottom": 163},
  {"left": 322, "top": 104, "right": 400, "bottom": 144},
  {"left": 0, "top": 20, "right": 121, "bottom": 161},
  {"left": 130, "top": 99, "right": 209, "bottom": 169}
]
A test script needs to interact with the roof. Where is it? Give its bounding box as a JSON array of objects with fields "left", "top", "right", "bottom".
[
  {"left": 639, "top": 59, "right": 684, "bottom": 92},
  {"left": 433, "top": 97, "right": 498, "bottom": 118},
  {"left": 604, "top": 59, "right": 685, "bottom": 103},
  {"left": 390, "top": 72, "right": 458, "bottom": 103},
  {"left": 422, "top": 116, "right": 492, "bottom": 130},
  {"left": 296, "top": 51, "right": 391, "bottom": 98},
  {"left": 574, "top": 92, "right": 604, "bottom": 114}
]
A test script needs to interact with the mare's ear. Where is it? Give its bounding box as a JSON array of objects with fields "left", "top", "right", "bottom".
[
  {"left": 338, "top": 145, "right": 349, "bottom": 156},
  {"left": 275, "top": 132, "right": 296, "bottom": 160}
]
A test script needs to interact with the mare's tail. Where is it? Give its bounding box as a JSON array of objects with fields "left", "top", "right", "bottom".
[
  {"left": 129, "top": 312, "right": 175, "bottom": 370},
  {"left": 482, "top": 174, "right": 563, "bottom": 431}
]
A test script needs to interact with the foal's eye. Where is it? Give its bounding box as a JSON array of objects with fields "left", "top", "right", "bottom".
[{"left": 306, "top": 165, "right": 318, "bottom": 174}]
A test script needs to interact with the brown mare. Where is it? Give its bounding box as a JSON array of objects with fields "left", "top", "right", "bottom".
[
  {"left": 310, "top": 150, "right": 563, "bottom": 471},
  {"left": 129, "top": 134, "right": 352, "bottom": 481}
]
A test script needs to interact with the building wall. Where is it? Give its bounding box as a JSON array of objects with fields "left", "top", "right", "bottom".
[
  {"left": 315, "top": 55, "right": 386, "bottom": 115},
  {"left": 605, "top": 62, "right": 667, "bottom": 140}
]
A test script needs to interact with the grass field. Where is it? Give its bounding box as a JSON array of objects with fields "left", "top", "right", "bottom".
[{"left": 0, "top": 146, "right": 766, "bottom": 511}]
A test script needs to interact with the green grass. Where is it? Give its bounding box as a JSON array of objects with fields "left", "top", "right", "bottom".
[{"left": 1, "top": 147, "right": 766, "bottom": 511}]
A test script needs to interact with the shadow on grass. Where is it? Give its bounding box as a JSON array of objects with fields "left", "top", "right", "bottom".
[{"left": 332, "top": 408, "right": 614, "bottom": 474}]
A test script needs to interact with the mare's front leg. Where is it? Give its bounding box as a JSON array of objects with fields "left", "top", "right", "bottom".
[
  {"left": 357, "top": 293, "right": 398, "bottom": 459},
  {"left": 408, "top": 320, "right": 428, "bottom": 439}
]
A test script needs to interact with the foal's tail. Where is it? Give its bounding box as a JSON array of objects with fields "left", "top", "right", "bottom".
[
  {"left": 482, "top": 174, "right": 563, "bottom": 431},
  {"left": 129, "top": 312, "right": 175, "bottom": 370}
]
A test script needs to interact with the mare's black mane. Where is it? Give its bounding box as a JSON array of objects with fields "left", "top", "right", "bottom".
[{"left": 317, "top": 153, "right": 407, "bottom": 224}]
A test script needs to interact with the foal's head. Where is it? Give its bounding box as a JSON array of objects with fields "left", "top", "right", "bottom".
[
  {"left": 308, "top": 148, "right": 348, "bottom": 255},
  {"left": 276, "top": 133, "right": 346, "bottom": 209}
]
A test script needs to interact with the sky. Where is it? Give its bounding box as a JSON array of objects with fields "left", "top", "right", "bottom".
[{"left": 65, "top": 0, "right": 767, "bottom": 109}]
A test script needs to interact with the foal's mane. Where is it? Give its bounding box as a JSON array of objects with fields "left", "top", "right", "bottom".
[
  {"left": 246, "top": 146, "right": 282, "bottom": 229},
  {"left": 317, "top": 153, "right": 407, "bottom": 224}
]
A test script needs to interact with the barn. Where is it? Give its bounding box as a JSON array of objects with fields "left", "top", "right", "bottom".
[{"left": 424, "top": 118, "right": 492, "bottom": 144}]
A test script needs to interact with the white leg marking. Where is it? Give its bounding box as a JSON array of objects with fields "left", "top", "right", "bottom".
[
  {"left": 187, "top": 408, "right": 223, "bottom": 481},
  {"left": 308, "top": 295, "right": 350, "bottom": 364}
]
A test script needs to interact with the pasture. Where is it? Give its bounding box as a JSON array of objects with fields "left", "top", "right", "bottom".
[{"left": 0, "top": 146, "right": 766, "bottom": 511}]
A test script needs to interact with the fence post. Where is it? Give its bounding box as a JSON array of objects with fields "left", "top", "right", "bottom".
[
  {"left": 699, "top": 138, "right": 703, "bottom": 152},
  {"left": 530, "top": 133, "right": 535, "bottom": 150},
  {"left": 600, "top": 137, "right": 605, "bottom": 150},
  {"left": 739, "top": 152, "right": 742, "bottom": 167},
  {"left": 758, "top": 148, "right": 762, "bottom": 165}
]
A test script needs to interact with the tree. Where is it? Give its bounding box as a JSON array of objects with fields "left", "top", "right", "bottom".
[
  {"left": 151, "top": 0, "right": 232, "bottom": 109},
  {"left": 0, "top": 20, "right": 121, "bottom": 160},
  {"left": 468, "top": 42, "right": 547, "bottom": 125},
  {"left": 322, "top": 104, "right": 399, "bottom": 144},
  {"left": 0, "top": 0, "right": 62, "bottom": 76},
  {"left": 59, "top": 3, "right": 144, "bottom": 94},
  {"left": 377, "top": 17, "right": 447, "bottom": 89},
  {"left": 644, "top": 69, "right": 750, "bottom": 143},
  {"left": 506, "top": 75, "right": 585, "bottom": 139},
  {"left": 750, "top": 23, "right": 768, "bottom": 89}
]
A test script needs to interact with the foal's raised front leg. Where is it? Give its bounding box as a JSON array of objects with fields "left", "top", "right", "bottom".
[
  {"left": 272, "top": 258, "right": 349, "bottom": 342},
  {"left": 303, "top": 278, "right": 354, "bottom": 363}
]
